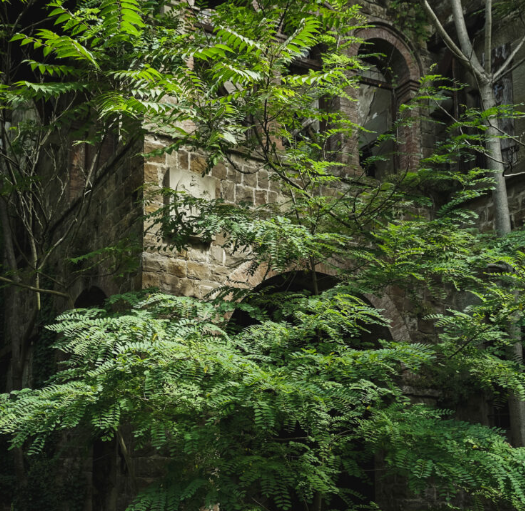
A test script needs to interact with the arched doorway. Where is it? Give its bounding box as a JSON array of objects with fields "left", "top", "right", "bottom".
[
  {"left": 231, "top": 271, "right": 393, "bottom": 345},
  {"left": 74, "top": 286, "right": 107, "bottom": 309}
]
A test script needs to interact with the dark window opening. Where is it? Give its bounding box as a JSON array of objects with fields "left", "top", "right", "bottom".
[
  {"left": 74, "top": 286, "right": 107, "bottom": 309},
  {"left": 360, "top": 143, "right": 377, "bottom": 178},
  {"left": 489, "top": 400, "right": 511, "bottom": 431},
  {"left": 283, "top": 51, "right": 327, "bottom": 147},
  {"left": 357, "top": 63, "right": 395, "bottom": 178},
  {"left": 490, "top": 44, "right": 518, "bottom": 167},
  {"left": 92, "top": 437, "right": 118, "bottom": 511},
  {"left": 357, "top": 44, "right": 397, "bottom": 179},
  {"left": 231, "top": 271, "right": 392, "bottom": 349},
  {"left": 73, "top": 286, "right": 117, "bottom": 510},
  {"left": 231, "top": 271, "right": 338, "bottom": 330},
  {"left": 196, "top": 0, "right": 228, "bottom": 9}
]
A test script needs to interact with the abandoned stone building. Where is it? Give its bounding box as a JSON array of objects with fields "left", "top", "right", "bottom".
[{"left": 2, "top": 0, "right": 525, "bottom": 509}]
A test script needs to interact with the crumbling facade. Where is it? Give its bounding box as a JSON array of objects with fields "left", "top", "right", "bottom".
[{"left": 2, "top": 0, "right": 525, "bottom": 509}]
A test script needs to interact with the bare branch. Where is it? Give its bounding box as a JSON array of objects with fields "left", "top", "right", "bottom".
[
  {"left": 0, "top": 275, "right": 71, "bottom": 300},
  {"left": 420, "top": 0, "right": 473, "bottom": 70},
  {"left": 496, "top": 54, "right": 525, "bottom": 81},
  {"left": 449, "top": 0, "right": 486, "bottom": 78}
]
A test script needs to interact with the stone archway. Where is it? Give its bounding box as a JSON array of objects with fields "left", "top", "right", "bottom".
[
  {"left": 353, "top": 26, "right": 421, "bottom": 95},
  {"left": 228, "top": 266, "right": 409, "bottom": 342},
  {"left": 228, "top": 269, "right": 410, "bottom": 509}
]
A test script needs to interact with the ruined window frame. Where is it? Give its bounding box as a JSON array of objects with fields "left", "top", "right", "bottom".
[{"left": 357, "top": 56, "right": 397, "bottom": 179}]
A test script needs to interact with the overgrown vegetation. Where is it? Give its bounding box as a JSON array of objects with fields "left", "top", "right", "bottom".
[{"left": 2, "top": 0, "right": 525, "bottom": 510}]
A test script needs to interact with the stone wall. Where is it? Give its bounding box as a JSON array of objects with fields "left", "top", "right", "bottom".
[
  {"left": 65, "top": 140, "right": 145, "bottom": 305},
  {"left": 141, "top": 135, "right": 283, "bottom": 299}
]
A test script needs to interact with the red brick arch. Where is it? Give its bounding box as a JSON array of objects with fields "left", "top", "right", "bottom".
[
  {"left": 351, "top": 25, "right": 423, "bottom": 171},
  {"left": 354, "top": 26, "right": 421, "bottom": 93}
]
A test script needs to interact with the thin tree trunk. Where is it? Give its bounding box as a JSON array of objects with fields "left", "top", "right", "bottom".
[
  {"left": 479, "top": 82, "right": 512, "bottom": 236},
  {"left": 480, "top": 81, "right": 525, "bottom": 446}
]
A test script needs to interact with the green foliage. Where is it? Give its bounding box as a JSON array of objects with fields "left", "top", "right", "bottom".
[
  {"left": 3, "top": 1, "right": 525, "bottom": 510},
  {"left": 3, "top": 280, "right": 525, "bottom": 510},
  {"left": 389, "top": 0, "right": 429, "bottom": 42},
  {"left": 364, "top": 405, "right": 525, "bottom": 508}
]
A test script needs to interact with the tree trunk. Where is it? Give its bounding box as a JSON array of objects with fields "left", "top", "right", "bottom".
[
  {"left": 479, "top": 82, "right": 511, "bottom": 236},
  {"left": 480, "top": 81, "right": 525, "bottom": 446}
]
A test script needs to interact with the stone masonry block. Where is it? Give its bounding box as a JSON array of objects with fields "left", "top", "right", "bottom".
[
  {"left": 160, "top": 273, "right": 180, "bottom": 292},
  {"left": 221, "top": 181, "right": 235, "bottom": 202},
  {"left": 143, "top": 140, "right": 166, "bottom": 164},
  {"left": 177, "top": 278, "right": 196, "bottom": 297},
  {"left": 188, "top": 246, "right": 208, "bottom": 262},
  {"left": 243, "top": 172, "right": 257, "bottom": 187},
  {"left": 144, "top": 163, "right": 162, "bottom": 184},
  {"left": 144, "top": 203, "right": 162, "bottom": 215},
  {"left": 211, "top": 163, "right": 227, "bottom": 179},
  {"left": 190, "top": 154, "right": 207, "bottom": 174},
  {"left": 187, "top": 261, "right": 211, "bottom": 280},
  {"left": 142, "top": 272, "right": 160, "bottom": 289},
  {"left": 224, "top": 249, "right": 245, "bottom": 267},
  {"left": 195, "top": 281, "right": 220, "bottom": 299},
  {"left": 178, "top": 151, "right": 189, "bottom": 170},
  {"left": 236, "top": 185, "right": 254, "bottom": 204},
  {"left": 210, "top": 245, "right": 224, "bottom": 264},
  {"left": 228, "top": 167, "right": 243, "bottom": 184},
  {"left": 255, "top": 190, "right": 268, "bottom": 206},
  {"left": 268, "top": 191, "right": 279, "bottom": 203},
  {"left": 167, "top": 259, "right": 187, "bottom": 278},
  {"left": 258, "top": 170, "right": 269, "bottom": 189},
  {"left": 142, "top": 253, "right": 168, "bottom": 272},
  {"left": 210, "top": 264, "right": 231, "bottom": 278}
]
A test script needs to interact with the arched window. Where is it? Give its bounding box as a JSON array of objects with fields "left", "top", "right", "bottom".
[
  {"left": 357, "top": 60, "right": 395, "bottom": 178},
  {"left": 350, "top": 27, "right": 422, "bottom": 174}
]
